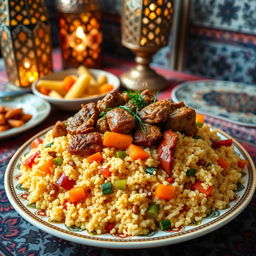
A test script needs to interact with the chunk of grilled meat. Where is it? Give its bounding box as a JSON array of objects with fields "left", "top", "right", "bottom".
[
  {"left": 106, "top": 108, "right": 135, "bottom": 133},
  {"left": 68, "top": 132, "right": 103, "bottom": 157},
  {"left": 139, "top": 100, "right": 184, "bottom": 124},
  {"left": 165, "top": 106, "right": 198, "bottom": 136},
  {"left": 134, "top": 124, "right": 162, "bottom": 147},
  {"left": 96, "top": 117, "right": 109, "bottom": 133},
  {"left": 52, "top": 121, "right": 67, "bottom": 138},
  {"left": 97, "top": 91, "right": 125, "bottom": 112},
  {"left": 67, "top": 103, "right": 98, "bottom": 134},
  {"left": 140, "top": 90, "right": 155, "bottom": 105}
]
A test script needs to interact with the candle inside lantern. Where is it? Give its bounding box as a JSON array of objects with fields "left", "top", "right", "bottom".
[
  {"left": 19, "top": 60, "right": 38, "bottom": 86},
  {"left": 69, "top": 26, "right": 88, "bottom": 53},
  {"left": 57, "top": 1, "right": 103, "bottom": 68}
]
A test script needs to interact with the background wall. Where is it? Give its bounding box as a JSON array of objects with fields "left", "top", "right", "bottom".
[{"left": 25, "top": 0, "right": 256, "bottom": 85}]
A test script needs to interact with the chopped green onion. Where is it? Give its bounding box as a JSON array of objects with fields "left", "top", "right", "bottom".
[
  {"left": 145, "top": 167, "right": 156, "bottom": 175},
  {"left": 193, "top": 135, "right": 201, "bottom": 139},
  {"left": 54, "top": 157, "right": 63, "bottom": 166},
  {"left": 206, "top": 163, "right": 212, "bottom": 168},
  {"left": 160, "top": 219, "right": 171, "bottom": 230},
  {"left": 115, "top": 151, "right": 126, "bottom": 159},
  {"left": 45, "top": 142, "right": 54, "bottom": 148},
  {"left": 186, "top": 168, "right": 196, "bottom": 177},
  {"left": 147, "top": 203, "right": 159, "bottom": 218},
  {"left": 114, "top": 180, "right": 127, "bottom": 190},
  {"left": 101, "top": 182, "right": 113, "bottom": 195},
  {"left": 197, "top": 122, "right": 203, "bottom": 128}
]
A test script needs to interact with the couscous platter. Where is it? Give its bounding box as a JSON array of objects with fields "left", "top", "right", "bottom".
[{"left": 4, "top": 90, "right": 256, "bottom": 248}]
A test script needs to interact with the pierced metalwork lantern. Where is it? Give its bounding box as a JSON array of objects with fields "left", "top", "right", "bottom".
[
  {"left": 56, "top": 0, "right": 103, "bottom": 69},
  {"left": 0, "top": 0, "right": 53, "bottom": 87},
  {"left": 121, "top": 0, "right": 174, "bottom": 91}
]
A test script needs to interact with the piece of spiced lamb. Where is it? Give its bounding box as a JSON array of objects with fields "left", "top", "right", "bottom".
[
  {"left": 139, "top": 100, "right": 184, "bottom": 124},
  {"left": 165, "top": 106, "right": 198, "bottom": 136},
  {"left": 133, "top": 124, "right": 162, "bottom": 147},
  {"left": 97, "top": 91, "right": 125, "bottom": 112},
  {"left": 67, "top": 102, "right": 98, "bottom": 134},
  {"left": 68, "top": 132, "right": 103, "bottom": 157},
  {"left": 106, "top": 108, "right": 135, "bottom": 133}
]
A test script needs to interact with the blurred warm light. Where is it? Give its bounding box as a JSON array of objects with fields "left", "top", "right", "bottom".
[
  {"left": 24, "top": 61, "right": 31, "bottom": 69},
  {"left": 76, "top": 26, "right": 85, "bottom": 39},
  {"left": 149, "top": 3, "right": 156, "bottom": 11}
]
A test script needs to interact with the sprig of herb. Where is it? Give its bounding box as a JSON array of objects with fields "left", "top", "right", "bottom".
[
  {"left": 99, "top": 108, "right": 113, "bottom": 118},
  {"left": 153, "top": 91, "right": 158, "bottom": 102},
  {"left": 124, "top": 90, "right": 147, "bottom": 109}
]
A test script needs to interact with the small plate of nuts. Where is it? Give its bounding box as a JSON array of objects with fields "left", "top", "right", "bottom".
[{"left": 0, "top": 94, "right": 50, "bottom": 139}]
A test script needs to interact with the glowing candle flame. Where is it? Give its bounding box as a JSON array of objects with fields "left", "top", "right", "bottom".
[
  {"left": 76, "top": 26, "right": 85, "bottom": 39},
  {"left": 24, "top": 61, "right": 31, "bottom": 69}
]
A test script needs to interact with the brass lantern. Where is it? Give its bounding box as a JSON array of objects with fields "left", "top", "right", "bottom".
[
  {"left": 56, "top": 0, "right": 103, "bottom": 69},
  {"left": 0, "top": 0, "right": 53, "bottom": 87},
  {"left": 121, "top": 0, "right": 174, "bottom": 91}
]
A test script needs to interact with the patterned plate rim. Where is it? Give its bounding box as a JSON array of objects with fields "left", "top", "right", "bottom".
[
  {"left": 0, "top": 94, "right": 51, "bottom": 139},
  {"left": 4, "top": 125, "right": 256, "bottom": 249},
  {"left": 171, "top": 80, "right": 256, "bottom": 127}
]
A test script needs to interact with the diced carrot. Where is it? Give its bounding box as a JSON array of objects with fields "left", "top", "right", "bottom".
[
  {"left": 192, "top": 181, "right": 213, "bottom": 197},
  {"left": 69, "top": 187, "right": 87, "bottom": 203},
  {"left": 217, "top": 158, "right": 230, "bottom": 170},
  {"left": 238, "top": 159, "right": 247, "bottom": 169},
  {"left": 166, "top": 177, "right": 175, "bottom": 183},
  {"left": 127, "top": 144, "right": 149, "bottom": 161},
  {"left": 103, "top": 131, "right": 133, "bottom": 150},
  {"left": 100, "top": 167, "right": 111, "bottom": 178},
  {"left": 155, "top": 184, "right": 176, "bottom": 200},
  {"left": 62, "top": 75, "right": 76, "bottom": 92},
  {"left": 38, "top": 158, "right": 54, "bottom": 174},
  {"left": 99, "top": 84, "right": 114, "bottom": 94},
  {"left": 196, "top": 114, "right": 204, "bottom": 124},
  {"left": 38, "top": 87, "right": 51, "bottom": 95},
  {"left": 31, "top": 138, "right": 43, "bottom": 148},
  {"left": 87, "top": 152, "right": 103, "bottom": 163}
]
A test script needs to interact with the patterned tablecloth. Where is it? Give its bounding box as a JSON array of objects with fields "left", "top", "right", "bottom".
[{"left": 0, "top": 51, "right": 256, "bottom": 256}]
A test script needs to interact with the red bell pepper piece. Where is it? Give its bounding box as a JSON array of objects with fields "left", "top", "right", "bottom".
[
  {"left": 23, "top": 150, "right": 40, "bottom": 168},
  {"left": 166, "top": 177, "right": 175, "bottom": 183},
  {"left": 100, "top": 167, "right": 111, "bottom": 178},
  {"left": 238, "top": 159, "right": 247, "bottom": 168},
  {"left": 217, "top": 158, "right": 230, "bottom": 170},
  {"left": 158, "top": 130, "right": 178, "bottom": 175},
  {"left": 192, "top": 181, "right": 213, "bottom": 197},
  {"left": 56, "top": 173, "right": 75, "bottom": 190},
  {"left": 105, "top": 222, "right": 115, "bottom": 233},
  {"left": 211, "top": 139, "right": 233, "bottom": 149},
  {"left": 31, "top": 138, "right": 43, "bottom": 149}
]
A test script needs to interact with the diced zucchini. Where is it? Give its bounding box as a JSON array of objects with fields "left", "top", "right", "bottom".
[
  {"left": 160, "top": 219, "right": 171, "bottom": 230},
  {"left": 145, "top": 167, "right": 156, "bottom": 175},
  {"left": 147, "top": 203, "right": 159, "bottom": 218},
  {"left": 101, "top": 182, "right": 113, "bottom": 195}
]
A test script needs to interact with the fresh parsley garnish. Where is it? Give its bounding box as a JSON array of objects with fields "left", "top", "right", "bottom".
[
  {"left": 99, "top": 108, "right": 113, "bottom": 118},
  {"left": 124, "top": 90, "right": 147, "bottom": 109}
]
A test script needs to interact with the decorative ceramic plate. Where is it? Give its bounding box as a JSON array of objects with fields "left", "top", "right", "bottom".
[
  {"left": 4, "top": 126, "right": 256, "bottom": 249},
  {"left": 0, "top": 94, "right": 50, "bottom": 140},
  {"left": 171, "top": 80, "right": 256, "bottom": 127}
]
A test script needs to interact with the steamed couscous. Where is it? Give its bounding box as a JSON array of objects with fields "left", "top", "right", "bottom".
[
  {"left": 18, "top": 90, "right": 247, "bottom": 236},
  {"left": 18, "top": 124, "right": 244, "bottom": 236}
]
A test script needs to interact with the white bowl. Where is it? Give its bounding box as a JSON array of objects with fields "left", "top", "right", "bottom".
[{"left": 32, "top": 69, "right": 120, "bottom": 111}]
